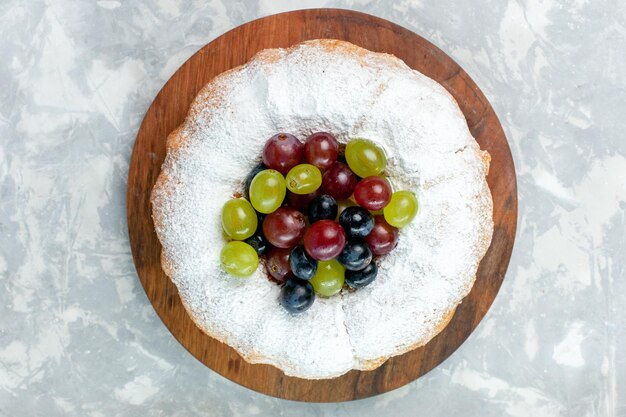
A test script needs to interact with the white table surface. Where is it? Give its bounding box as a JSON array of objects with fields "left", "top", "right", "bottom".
[{"left": 1, "top": 1, "right": 625, "bottom": 415}]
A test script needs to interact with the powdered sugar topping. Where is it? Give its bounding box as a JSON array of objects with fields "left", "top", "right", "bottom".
[{"left": 151, "top": 40, "right": 493, "bottom": 379}]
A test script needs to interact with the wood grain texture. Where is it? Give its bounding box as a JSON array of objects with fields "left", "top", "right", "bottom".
[{"left": 127, "top": 9, "right": 517, "bottom": 402}]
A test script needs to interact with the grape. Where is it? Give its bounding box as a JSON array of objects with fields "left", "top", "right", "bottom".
[
  {"left": 286, "top": 164, "right": 322, "bottom": 195},
  {"left": 337, "top": 239, "right": 373, "bottom": 271},
  {"left": 304, "top": 132, "right": 339, "bottom": 169},
  {"left": 345, "top": 138, "right": 386, "bottom": 178},
  {"left": 383, "top": 191, "right": 419, "bottom": 227},
  {"left": 243, "top": 163, "right": 265, "bottom": 199},
  {"left": 245, "top": 232, "right": 272, "bottom": 255},
  {"left": 345, "top": 262, "right": 378, "bottom": 289},
  {"left": 308, "top": 195, "right": 337, "bottom": 223},
  {"left": 289, "top": 246, "right": 318, "bottom": 280},
  {"left": 262, "top": 133, "right": 303, "bottom": 174},
  {"left": 353, "top": 176, "right": 392, "bottom": 211},
  {"left": 310, "top": 259, "right": 345, "bottom": 297},
  {"left": 220, "top": 241, "right": 258, "bottom": 277},
  {"left": 249, "top": 169, "right": 286, "bottom": 214},
  {"left": 339, "top": 206, "right": 374, "bottom": 238},
  {"left": 263, "top": 207, "right": 306, "bottom": 248},
  {"left": 336, "top": 199, "right": 358, "bottom": 220},
  {"left": 303, "top": 220, "right": 346, "bottom": 261},
  {"left": 365, "top": 215, "right": 399, "bottom": 256},
  {"left": 321, "top": 162, "right": 357, "bottom": 200},
  {"left": 221, "top": 198, "right": 257, "bottom": 240},
  {"left": 280, "top": 278, "right": 315, "bottom": 313},
  {"left": 286, "top": 189, "right": 322, "bottom": 212},
  {"left": 266, "top": 248, "right": 293, "bottom": 284}
]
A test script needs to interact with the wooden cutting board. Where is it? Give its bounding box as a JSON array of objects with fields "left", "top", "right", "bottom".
[{"left": 127, "top": 8, "right": 517, "bottom": 402}]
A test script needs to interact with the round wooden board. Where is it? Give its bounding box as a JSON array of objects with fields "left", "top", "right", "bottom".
[{"left": 127, "top": 9, "right": 517, "bottom": 403}]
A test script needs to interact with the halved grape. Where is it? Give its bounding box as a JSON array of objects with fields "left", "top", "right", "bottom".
[
  {"left": 221, "top": 198, "right": 257, "bottom": 240},
  {"left": 249, "top": 169, "right": 286, "bottom": 214},
  {"left": 345, "top": 138, "right": 386, "bottom": 178},
  {"left": 220, "top": 241, "right": 258, "bottom": 277},
  {"left": 383, "top": 191, "right": 419, "bottom": 227},
  {"left": 310, "top": 259, "right": 345, "bottom": 297},
  {"left": 286, "top": 164, "right": 322, "bottom": 195}
]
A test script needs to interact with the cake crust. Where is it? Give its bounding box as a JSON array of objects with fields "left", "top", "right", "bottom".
[{"left": 151, "top": 39, "right": 493, "bottom": 379}]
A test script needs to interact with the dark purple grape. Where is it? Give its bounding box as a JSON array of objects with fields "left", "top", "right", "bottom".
[
  {"left": 339, "top": 206, "right": 374, "bottom": 238},
  {"left": 321, "top": 162, "right": 357, "bottom": 200},
  {"left": 280, "top": 278, "right": 315, "bottom": 313},
  {"left": 345, "top": 262, "right": 378, "bottom": 289},
  {"left": 308, "top": 195, "right": 337, "bottom": 223},
  {"left": 365, "top": 215, "right": 399, "bottom": 256},
  {"left": 289, "top": 246, "right": 318, "bottom": 280},
  {"left": 286, "top": 189, "right": 322, "bottom": 212},
  {"left": 245, "top": 233, "right": 272, "bottom": 255},
  {"left": 266, "top": 248, "right": 293, "bottom": 284},
  {"left": 337, "top": 239, "right": 373, "bottom": 271}
]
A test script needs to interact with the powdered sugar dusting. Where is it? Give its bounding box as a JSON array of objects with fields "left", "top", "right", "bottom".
[{"left": 151, "top": 39, "right": 493, "bottom": 379}]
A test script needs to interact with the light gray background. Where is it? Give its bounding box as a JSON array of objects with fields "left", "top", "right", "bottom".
[{"left": 1, "top": 1, "right": 625, "bottom": 416}]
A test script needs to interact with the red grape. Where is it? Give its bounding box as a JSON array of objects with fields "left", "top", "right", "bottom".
[
  {"left": 304, "top": 220, "right": 346, "bottom": 261},
  {"left": 304, "top": 132, "right": 339, "bottom": 169},
  {"left": 354, "top": 176, "right": 392, "bottom": 211},
  {"left": 263, "top": 207, "right": 306, "bottom": 248},
  {"left": 262, "top": 133, "right": 303, "bottom": 174},
  {"left": 321, "top": 162, "right": 357, "bottom": 200},
  {"left": 365, "top": 215, "right": 399, "bottom": 256},
  {"left": 286, "top": 189, "right": 322, "bottom": 212},
  {"left": 266, "top": 248, "right": 293, "bottom": 284}
]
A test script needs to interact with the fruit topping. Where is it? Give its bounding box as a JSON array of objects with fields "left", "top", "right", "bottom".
[
  {"left": 308, "top": 194, "right": 338, "bottom": 224},
  {"left": 303, "top": 220, "right": 346, "bottom": 261},
  {"left": 262, "top": 133, "right": 303, "bottom": 174},
  {"left": 263, "top": 207, "right": 306, "bottom": 248},
  {"left": 338, "top": 206, "right": 374, "bottom": 238},
  {"left": 289, "top": 246, "right": 318, "bottom": 280}
]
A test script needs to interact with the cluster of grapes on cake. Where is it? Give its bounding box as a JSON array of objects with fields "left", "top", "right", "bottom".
[{"left": 220, "top": 132, "right": 418, "bottom": 313}]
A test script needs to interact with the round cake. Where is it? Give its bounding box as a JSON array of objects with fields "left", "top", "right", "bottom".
[{"left": 151, "top": 39, "right": 493, "bottom": 379}]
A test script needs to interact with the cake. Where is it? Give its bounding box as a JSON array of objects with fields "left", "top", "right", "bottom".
[{"left": 151, "top": 39, "right": 493, "bottom": 379}]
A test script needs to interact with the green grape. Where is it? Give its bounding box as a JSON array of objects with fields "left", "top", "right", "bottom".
[
  {"left": 249, "top": 169, "right": 287, "bottom": 214},
  {"left": 221, "top": 198, "right": 257, "bottom": 240},
  {"left": 286, "top": 164, "right": 322, "bottom": 195},
  {"left": 383, "top": 190, "right": 419, "bottom": 228},
  {"left": 310, "top": 259, "right": 345, "bottom": 297},
  {"left": 345, "top": 138, "right": 386, "bottom": 178},
  {"left": 220, "top": 241, "right": 259, "bottom": 277}
]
